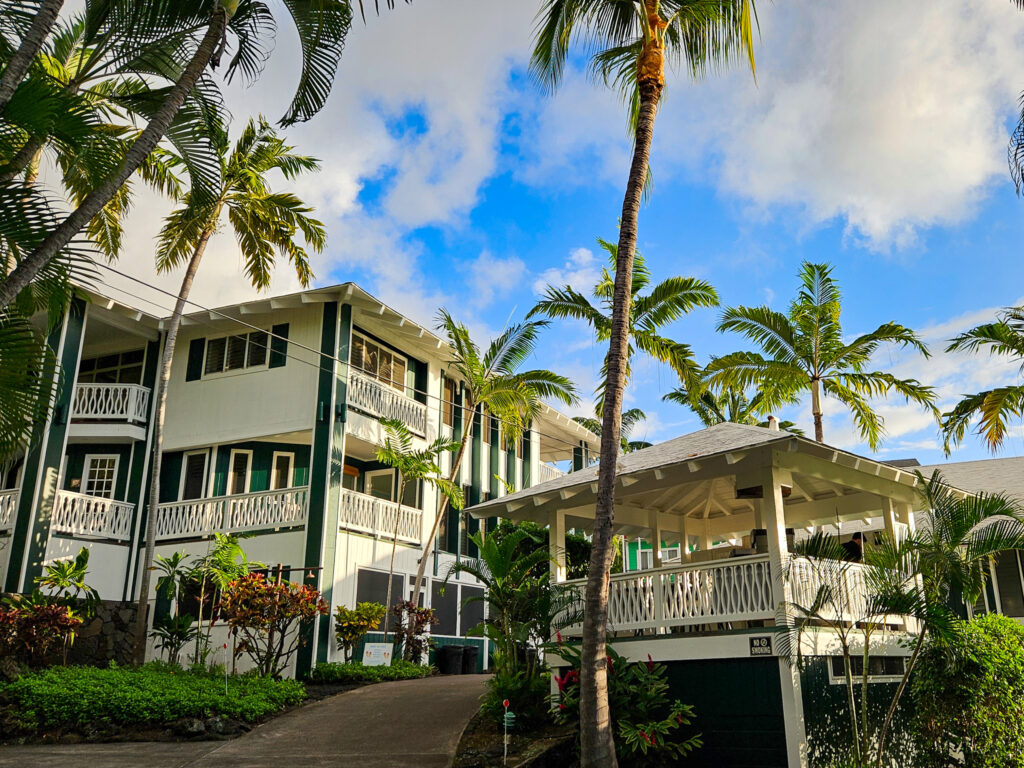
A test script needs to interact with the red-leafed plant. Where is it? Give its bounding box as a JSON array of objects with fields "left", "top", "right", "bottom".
[
  {"left": 217, "top": 573, "right": 328, "bottom": 678},
  {"left": 0, "top": 592, "right": 83, "bottom": 667}
]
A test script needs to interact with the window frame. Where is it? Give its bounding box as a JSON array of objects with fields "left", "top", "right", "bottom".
[
  {"left": 82, "top": 454, "right": 120, "bottom": 499},
  {"left": 364, "top": 468, "right": 395, "bottom": 501},
  {"left": 178, "top": 450, "right": 210, "bottom": 501},
  {"left": 270, "top": 451, "right": 295, "bottom": 491},
  {"left": 351, "top": 330, "right": 409, "bottom": 394},
  {"left": 201, "top": 331, "right": 270, "bottom": 379},
  {"left": 227, "top": 449, "right": 253, "bottom": 496},
  {"left": 77, "top": 348, "right": 146, "bottom": 385},
  {"left": 827, "top": 655, "right": 907, "bottom": 685}
]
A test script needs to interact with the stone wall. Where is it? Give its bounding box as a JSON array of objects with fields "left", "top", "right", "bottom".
[{"left": 67, "top": 600, "right": 141, "bottom": 667}]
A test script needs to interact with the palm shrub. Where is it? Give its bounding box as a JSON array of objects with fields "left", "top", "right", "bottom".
[{"left": 151, "top": 615, "right": 199, "bottom": 667}]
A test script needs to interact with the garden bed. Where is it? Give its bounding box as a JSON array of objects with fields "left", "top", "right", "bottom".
[
  {"left": 454, "top": 709, "right": 576, "bottom": 768},
  {"left": 308, "top": 660, "right": 434, "bottom": 685},
  {"left": 0, "top": 663, "right": 305, "bottom": 744}
]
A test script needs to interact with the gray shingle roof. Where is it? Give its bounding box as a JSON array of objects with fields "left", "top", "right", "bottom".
[{"left": 916, "top": 456, "right": 1024, "bottom": 501}]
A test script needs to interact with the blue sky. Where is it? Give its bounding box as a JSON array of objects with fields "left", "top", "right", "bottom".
[{"left": 109, "top": 0, "right": 1024, "bottom": 466}]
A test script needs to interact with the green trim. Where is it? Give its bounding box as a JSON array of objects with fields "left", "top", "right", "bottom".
[
  {"left": 5, "top": 298, "right": 86, "bottom": 592},
  {"left": 185, "top": 337, "right": 204, "bottom": 381},
  {"left": 572, "top": 443, "right": 584, "bottom": 471}
]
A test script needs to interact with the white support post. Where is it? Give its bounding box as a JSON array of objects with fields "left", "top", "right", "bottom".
[
  {"left": 880, "top": 495, "right": 898, "bottom": 541},
  {"left": 897, "top": 500, "right": 916, "bottom": 535},
  {"left": 678, "top": 514, "right": 690, "bottom": 560},
  {"left": 649, "top": 509, "right": 664, "bottom": 632},
  {"left": 699, "top": 519, "right": 712, "bottom": 551},
  {"left": 549, "top": 509, "right": 566, "bottom": 583}
]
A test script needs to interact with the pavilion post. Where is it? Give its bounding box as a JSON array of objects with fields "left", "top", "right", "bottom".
[
  {"left": 880, "top": 495, "right": 898, "bottom": 541},
  {"left": 649, "top": 509, "right": 664, "bottom": 632},
  {"left": 549, "top": 509, "right": 566, "bottom": 583}
]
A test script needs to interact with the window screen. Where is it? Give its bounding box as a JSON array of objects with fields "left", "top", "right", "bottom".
[
  {"left": 461, "top": 585, "right": 484, "bottom": 637},
  {"left": 995, "top": 552, "right": 1024, "bottom": 617},
  {"left": 431, "top": 580, "right": 458, "bottom": 637},
  {"left": 356, "top": 569, "right": 404, "bottom": 629}
]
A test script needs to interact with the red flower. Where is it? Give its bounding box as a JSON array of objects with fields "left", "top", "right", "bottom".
[
  {"left": 559, "top": 703, "right": 566, "bottom": 711},
  {"left": 555, "top": 631, "right": 563, "bottom": 646},
  {"left": 640, "top": 731, "right": 651, "bottom": 744},
  {"left": 676, "top": 714, "right": 684, "bottom": 724},
  {"left": 606, "top": 655, "right": 614, "bottom": 675},
  {"left": 647, "top": 654, "right": 654, "bottom": 673}
]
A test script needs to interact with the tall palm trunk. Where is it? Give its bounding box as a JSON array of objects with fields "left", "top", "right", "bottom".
[
  {"left": 580, "top": 8, "right": 664, "bottom": 767},
  {"left": 811, "top": 377, "right": 824, "bottom": 442},
  {"left": 132, "top": 225, "right": 214, "bottom": 663},
  {"left": 0, "top": 0, "right": 65, "bottom": 114},
  {"left": 382, "top": 476, "right": 405, "bottom": 641},
  {"left": 874, "top": 627, "right": 927, "bottom": 766},
  {"left": 0, "top": 7, "right": 229, "bottom": 310}
]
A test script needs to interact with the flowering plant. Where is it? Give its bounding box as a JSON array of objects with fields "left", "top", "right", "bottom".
[
  {"left": 0, "top": 591, "right": 83, "bottom": 667},
  {"left": 217, "top": 573, "right": 328, "bottom": 678},
  {"left": 550, "top": 640, "right": 701, "bottom": 766}
]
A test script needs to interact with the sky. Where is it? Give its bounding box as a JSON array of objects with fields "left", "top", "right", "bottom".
[{"left": 96, "top": 0, "right": 1024, "bottom": 467}]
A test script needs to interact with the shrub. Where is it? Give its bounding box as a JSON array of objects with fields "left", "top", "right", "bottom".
[
  {"left": 912, "top": 614, "right": 1024, "bottom": 768},
  {"left": 308, "top": 660, "right": 433, "bottom": 685},
  {"left": 151, "top": 614, "right": 199, "bottom": 667},
  {"left": 0, "top": 592, "right": 83, "bottom": 667},
  {"left": 552, "top": 642, "right": 701, "bottom": 767},
  {"left": 481, "top": 666, "right": 551, "bottom": 729},
  {"left": 0, "top": 663, "right": 305, "bottom": 731},
  {"left": 333, "top": 602, "right": 386, "bottom": 662},
  {"left": 392, "top": 600, "right": 436, "bottom": 662},
  {"left": 217, "top": 573, "right": 328, "bottom": 678}
]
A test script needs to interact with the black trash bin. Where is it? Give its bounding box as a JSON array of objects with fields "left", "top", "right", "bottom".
[
  {"left": 436, "top": 644, "right": 464, "bottom": 675},
  {"left": 461, "top": 644, "right": 480, "bottom": 674}
]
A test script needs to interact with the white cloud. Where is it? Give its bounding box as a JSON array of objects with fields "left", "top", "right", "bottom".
[{"left": 533, "top": 246, "right": 603, "bottom": 297}]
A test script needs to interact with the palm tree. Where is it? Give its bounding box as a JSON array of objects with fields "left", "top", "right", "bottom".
[
  {"left": 0, "top": 0, "right": 396, "bottom": 311},
  {"left": 407, "top": 310, "right": 578, "bottom": 628},
  {"left": 705, "top": 262, "right": 937, "bottom": 451},
  {"left": 941, "top": 305, "right": 1024, "bottom": 453},
  {"left": 573, "top": 407, "right": 653, "bottom": 453},
  {"left": 0, "top": 0, "right": 65, "bottom": 113},
  {"left": 133, "top": 117, "right": 325, "bottom": 663},
  {"left": 664, "top": 379, "right": 803, "bottom": 434},
  {"left": 531, "top": 3, "right": 758, "bottom": 760},
  {"left": 374, "top": 417, "right": 464, "bottom": 642},
  {"left": 530, "top": 238, "right": 718, "bottom": 404}
]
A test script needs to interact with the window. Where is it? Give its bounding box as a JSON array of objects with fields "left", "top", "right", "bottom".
[
  {"left": 180, "top": 451, "right": 209, "bottom": 500},
  {"left": 203, "top": 331, "right": 269, "bottom": 376},
  {"left": 271, "top": 452, "right": 294, "bottom": 491},
  {"left": 401, "top": 478, "right": 421, "bottom": 509},
  {"left": 356, "top": 569, "right": 404, "bottom": 629},
  {"left": 480, "top": 409, "right": 491, "bottom": 444},
  {"left": 228, "top": 450, "right": 252, "bottom": 495},
  {"left": 83, "top": 455, "right": 118, "bottom": 498},
  {"left": 351, "top": 332, "right": 407, "bottom": 393},
  {"left": 342, "top": 464, "right": 359, "bottom": 491},
  {"left": 442, "top": 377, "right": 458, "bottom": 427},
  {"left": 78, "top": 348, "right": 144, "bottom": 384},
  {"left": 638, "top": 548, "right": 654, "bottom": 570},
  {"left": 829, "top": 655, "right": 906, "bottom": 683},
  {"left": 365, "top": 469, "right": 394, "bottom": 501},
  {"left": 995, "top": 552, "right": 1024, "bottom": 617}
]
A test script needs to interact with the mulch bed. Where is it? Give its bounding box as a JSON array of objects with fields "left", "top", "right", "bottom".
[{"left": 454, "top": 709, "right": 577, "bottom": 768}]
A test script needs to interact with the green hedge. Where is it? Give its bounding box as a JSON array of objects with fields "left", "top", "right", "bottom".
[
  {"left": 309, "top": 660, "right": 434, "bottom": 685},
  {"left": 0, "top": 663, "right": 306, "bottom": 730}
]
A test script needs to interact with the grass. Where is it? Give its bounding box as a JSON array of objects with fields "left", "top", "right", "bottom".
[{"left": 308, "top": 659, "right": 434, "bottom": 685}]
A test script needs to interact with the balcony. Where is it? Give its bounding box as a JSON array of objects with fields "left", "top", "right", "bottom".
[
  {"left": 348, "top": 369, "right": 428, "bottom": 437},
  {"left": 339, "top": 488, "right": 422, "bottom": 545},
  {"left": 52, "top": 490, "right": 134, "bottom": 542},
  {"left": 0, "top": 488, "right": 18, "bottom": 532},
  {"left": 535, "top": 462, "right": 566, "bottom": 485},
  {"left": 71, "top": 383, "right": 151, "bottom": 424},
  {"left": 154, "top": 486, "right": 309, "bottom": 541}
]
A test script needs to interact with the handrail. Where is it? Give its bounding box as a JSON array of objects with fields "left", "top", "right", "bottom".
[
  {"left": 0, "top": 488, "right": 19, "bottom": 531},
  {"left": 52, "top": 490, "right": 133, "bottom": 541},
  {"left": 339, "top": 488, "right": 422, "bottom": 544},
  {"left": 72, "top": 383, "right": 151, "bottom": 424},
  {"left": 154, "top": 486, "right": 309, "bottom": 541},
  {"left": 347, "top": 369, "right": 428, "bottom": 436}
]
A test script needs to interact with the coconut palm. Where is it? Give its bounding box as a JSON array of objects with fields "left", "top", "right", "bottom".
[
  {"left": 530, "top": 238, "right": 718, "bottom": 405},
  {"left": 133, "top": 117, "right": 325, "bottom": 662},
  {"left": 531, "top": 3, "right": 758, "bottom": 760},
  {"left": 375, "top": 417, "right": 464, "bottom": 641},
  {"left": 705, "top": 262, "right": 937, "bottom": 451},
  {"left": 573, "top": 407, "right": 653, "bottom": 453},
  {"left": 0, "top": 0, "right": 400, "bottom": 311},
  {"left": 941, "top": 305, "right": 1024, "bottom": 453},
  {"left": 407, "top": 310, "right": 579, "bottom": 629},
  {"left": 664, "top": 379, "right": 803, "bottom": 434}
]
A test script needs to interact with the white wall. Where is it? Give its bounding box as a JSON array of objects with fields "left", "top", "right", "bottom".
[{"left": 44, "top": 537, "right": 130, "bottom": 600}]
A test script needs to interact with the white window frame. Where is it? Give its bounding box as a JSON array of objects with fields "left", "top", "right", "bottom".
[
  {"left": 82, "top": 454, "right": 120, "bottom": 499},
  {"left": 270, "top": 452, "right": 294, "bottom": 491},
  {"left": 827, "top": 655, "right": 907, "bottom": 685},
  {"left": 179, "top": 450, "right": 210, "bottom": 501},
  {"left": 201, "top": 330, "right": 270, "bottom": 379},
  {"left": 638, "top": 548, "right": 654, "bottom": 571},
  {"left": 227, "top": 449, "right": 253, "bottom": 496},
  {"left": 364, "top": 468, "right": 395, "bottom": 501},
  {"left": 351, "top": 330, "right": 409, "bottom": 394},
  {"left": 0, "top": 459, "right": 23, "bottom": 491}
]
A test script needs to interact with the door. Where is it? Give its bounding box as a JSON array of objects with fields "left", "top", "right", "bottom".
[{"left": 365, "top": 469, "right": 395, "bottom": 501}]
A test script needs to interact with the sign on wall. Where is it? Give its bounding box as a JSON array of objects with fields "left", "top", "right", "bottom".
[
  {"left": 362, "top": 642, "right": 393, "bottom": 667},
  {"left": 749, "top": 636, "right": 773, "bottom": 656}
]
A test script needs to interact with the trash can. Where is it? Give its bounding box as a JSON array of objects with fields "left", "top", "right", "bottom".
[
  {"left": 436, "top": 644, "right": 464, "bottom": 675},
  {"left": 461, "top": 644, "right": 480, "bottom": 674}
]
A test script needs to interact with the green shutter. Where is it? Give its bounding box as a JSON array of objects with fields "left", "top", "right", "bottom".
[
  {"left": 269, "top": 323, "right": 289, "bottom": 368},
  {"left": 185, "top": 338, "right": 205, "bottom": 381}
]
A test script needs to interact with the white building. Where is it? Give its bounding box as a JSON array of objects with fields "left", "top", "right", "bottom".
[{"left": 0, "top": 283, "right": 598, "bottom": 676}]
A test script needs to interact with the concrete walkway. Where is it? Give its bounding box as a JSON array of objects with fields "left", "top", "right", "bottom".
[{"left": 0, "top": 675, "right": 488, "bottom": 768}]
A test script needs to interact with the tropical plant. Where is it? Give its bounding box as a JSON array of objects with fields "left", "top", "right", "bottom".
[
  {"left": 134, "top": 117, "right": 323, "bottom": 662},
  {"left": 0, "top": 0, "right": 396, "bottom": 311},
  {"left": 35, "top": 546, "right": 100, "bottom": 606},
  {"left": 706, "top": 262, "right": 937, "bottom": 450},
  {"left": 217, "top": 572, "right": 328, "bottom": 678},
  {"left": 488, "top": 518, "right": 605, "bottom": 580},
  {"left": 531, "top": 239, "right": 718, "bottom": 406},
  {"left": 390, "top": 600, "right": 435, "bottom": 663},
  {"left": 941, "top": 305, "right": 1024, "bottom": 453},
  {"left": 374, "top": 417, "right": 463, "bottom": 641},
  {"left": 530, "top": 2, "right": 758, "bottom": 761},
  {"left": 333, "top": 602, "right": 386, "bottom": 663},
  {"left": 151, "top": 614, "right": 198, "bottom": 667},
  {"left": 0, "top": 591, "right": 83, "bottom": 667},
  {"left": 573, "top": 406, "right": 653, "bottom": 453},
  {"left": 1011, "top": 0, "right": 1024, "bottom": 197},
  {"left": 552, "top": 642, "right": 702, "bottom": 767},
  {"left": 153, "top": 551, "right": 191, "bottom": 608},
  {"left": 664, "top": 378, "right": 803, "bottom": 433},
  {"left": 0, "top": 307, "right": 60, "bottom": 462},
  {"left": 407, "top": 309, "right": 578, "bottom": 617}
]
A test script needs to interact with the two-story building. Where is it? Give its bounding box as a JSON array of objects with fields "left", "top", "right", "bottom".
[{"left": 0, "top": 282, "right": 598, "bottom": 676}]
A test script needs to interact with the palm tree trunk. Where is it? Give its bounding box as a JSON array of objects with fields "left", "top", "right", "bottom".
[
  {"left": 0, "top": 0, "right": 65, "bottom": 114},
  {"left": 580, "top": 9, "right": 664, "bottom": 765},
  {"left": 874, "top": 627, "right": 926, "bottom": 767},
  {"left": 811, "top": 378, "right": 824, "bottom": 443},
  {"left": 841, "top": 647, "right": 861, "bottom": 764},
  {"left": 131, "top": 225, "right": 214, "bottom": 664},
  {"left": 0, "top": 135, "right": 46, "bottom": 183},
  {"left": 382, "top": 477, "right": 405, "bottom": 642},
  {"left": 0, "top": 7, "right": 229, "bottom": 310}
]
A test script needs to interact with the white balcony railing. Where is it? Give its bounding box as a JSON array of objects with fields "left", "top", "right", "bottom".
[
  {"left": 562, "top": 555, "right": 776, "bottom": 635},
  {"left": 534, "top": 462, "right": 565, "bottom": 485},
  {"left": 340, "top": 488, "right": 422, "bottom": 545},
  {"left": 154, "top": 486, "right": 309, "bottom": 541},
  {"left": 0, "top": 488, "right": 18, "bottom": 531},
  {"left": 52, "top": 490, "right": 134, "bottom": 541},
  {"left": 347, "top": 369, "right": 428, "bottom": 436},
  {"left": 72, "top": 383, "right": 151, "bottom": 424}
]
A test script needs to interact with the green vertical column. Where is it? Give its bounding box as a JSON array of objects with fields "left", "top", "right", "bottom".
[
  {"left": 464, "top": 406, "right": 483, "bottom": 557},
  {"left": 5, "top": 298, "right": 86, "bottom": 593},
  {"left": 297, "top": 301, "right": 351, "bottom": 677},
  {"left": 521, "top": 428, "right": 532, "bottom": 488},
  {"left": 123, "top": 336, "right": 162, "bottom": 600},
  {"left": 572, "top": 442, "right": 585, "bottom": 472}
]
